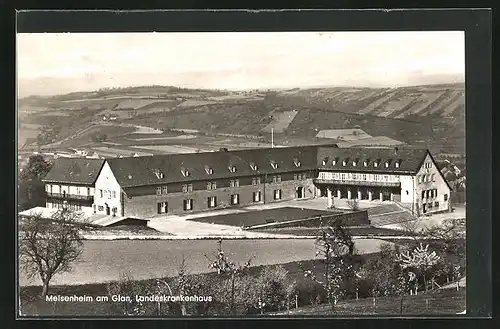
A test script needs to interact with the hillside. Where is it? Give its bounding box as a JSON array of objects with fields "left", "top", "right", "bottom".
[{"left": 17, "top": 83, "right": 465, "bottom": 155}]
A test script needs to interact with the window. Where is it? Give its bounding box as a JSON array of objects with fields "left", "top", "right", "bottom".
[
  {"left": 332, "top": 160, "right": 337, "bottom": 166},
  {"left": 341, "top": 173, "right": 346, "bottom": 180},
  {"left": 205, "top": 166, "right": 214, "bottom": 175},
  {"left": 352, "top": 173, "right": 357, "bottom": 180},
  {"left": 322, "top": 158, "right": 328, "bottom": 166},
  {"left": 208, "top": 196, "right": 217, "bottom": 208},
  {"left": 228, "top": 165, "right": 236, "bottom": 173},
  {"left": 421, "top": 191, "right": 425, "bottom": 199},
  {"left": 293, "top": 174, "right": 297, "bottom": 181},
  {"left": 76, "top": 187, "right": 81, "bottom": 195},
  {"left": 252, "top": 177, "right": 261, "bottom": 185},
  {"left": 100, "top": 189, "right": 103, "bottom": 198},
  {"left": 270, "top": 161, "right": 278, "bottom": 169},
  {"left": 98, "top": 205, "right": 104, "bottom": 211},
  {"left": 207, "top": 182, "right": 217, "bottom": 190},
  {"left": 363, "top": 174, "right": 367, "bottom": 180},
  {"left": 253, "top": 191, "right": 262, "bottom": 202},
  {"left": 230, "top": 179, "right": 240, "bottom": 188},
  {"left": 157, "top": 202, "right": 168, "bottom": 214},
  {"left": 45, "top": 185, "right": 50, "bottom": 192},
  {"left": 352, "top": 161, "right": 357, "bottom": 167},
  {"left": 187, "top": 184, "right": 193, "bottom": 192},
  {"left": 154, "top": 169, "right": 164, "bottom": 179},
  {"left": 183, "top": 199, "right": 193, "bottom": 211},
  {"left": 108, "top": 190, "right": 112, "bottom": 199},
  {"left": 385, "top": 161, "right": 389, "bottom": 168},
  {"left": 180, "top": 167, "right": 190, "bottom": 177},
  {"left": 250, "top": 162, "right": 258, "bottom": 171},
  {"left": 435, "top": 201, "right": 439, "bottom": 207},
  {"left": 231, "top": 194, "right": 239, "bottom": 205},
  {"left": 293, "top": 159, "right": 301, "bottom": 168},
  {"left": 384, "top": 175, "right": 388, "bottom": 181},
  {"left": 395, "top": 160, "right": 401, "bottom": 168},
  {"left": 374, "top": 161, "right": 379, "bottom": 167},
  {"left": 156, "top": 187, "right": 162, "bottom": 195},
  {"left": 273, "top": 175, "right": 281, "bottom": 183},
  {"left": 162, "top": 186, "right": 168, "bottom": 195},
  {"left": 431, "top": 174, "right": 435, "bottom": 182},
  {"left": 363, "top": 160, "right": 368, "bottom": 167},
  {"left": 274, "top": 189, "right": 282, "bottom": 200},
  {"left": 444, "top": 194, "right": 448, "bottom": 201},
  {"left": 87, "top": 187, "right": 90, "bottom": 196},
  {"left": 182, "top": 184, "right": 187, "bottom": 193},
  {"left": 342, "top": 160, "right": 347, "bottom": 166},
  {"left": 406, "top": 190, "right": 409, "bottom": 195},
  {"left": 112, "top": 190, "right": 117, "bottom": 198}
]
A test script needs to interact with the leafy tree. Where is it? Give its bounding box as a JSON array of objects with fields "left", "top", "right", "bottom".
[
  {"left": 205, "top": 239, "right": 253, "bottom": 315},
  {"left": 360, "top": 243, "right": 411, "bottom": 314},
  {"left": 20, "top": 155, "right": 52, "bottom": 181},
  {"left": 421, "top": 219, "right": 466, "bottom": 259},
  {"left": 19, "top": 209, "right": 84, "bottom": 297},
  {"left": 302, "top": 225, "right": 356, "bottom": 310},
  {"left": 255, "top": 265, "right": 295, "bottom": 313}
]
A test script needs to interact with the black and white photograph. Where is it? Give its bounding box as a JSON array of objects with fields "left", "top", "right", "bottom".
[{"left": 16, "top": 14, "right": 475, "bottom": 318}]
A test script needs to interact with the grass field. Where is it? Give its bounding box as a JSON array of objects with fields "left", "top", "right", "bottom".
[
  {"left": 270, "top": 288, "right": 465, "bottom": 315},
  {"left": 189, "top": 207, "right": 341, "bottom": 228}
]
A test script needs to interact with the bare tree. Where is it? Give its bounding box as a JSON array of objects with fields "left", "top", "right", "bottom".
[
  {"left": 205, "top": 239, "right": 253, "bottom": 315},
  {"left": 346, "top": 198, "right": 360, "bottom": 211},
  {"left": 19, "top": 209, "right": 84, "bottom": 297},
  {"left": 302, "top": 225, "right": 356, "bottom": 310}
]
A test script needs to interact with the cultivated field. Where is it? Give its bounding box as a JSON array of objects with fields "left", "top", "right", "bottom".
[{"left": 18, "top": 83, "right": 466, "bottom": 155}]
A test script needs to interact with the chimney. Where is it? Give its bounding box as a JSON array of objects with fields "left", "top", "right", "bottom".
[{"left": 219, "top": 147, "right": 228, "bottom": 152}]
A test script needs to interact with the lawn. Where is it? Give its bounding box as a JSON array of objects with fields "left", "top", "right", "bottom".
[{"left": 189, "top": 207, "right": 341, "bottom": 228}]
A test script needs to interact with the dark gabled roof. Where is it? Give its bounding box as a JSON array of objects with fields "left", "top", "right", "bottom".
[
  {"left": 317, "top": 147, "right": 428, "bottom": 174},
  {"left": 42, "top": 158, "right": 105, "bottom": 185},
  {"left": 107, "top": 145, "right": 327, "bottom": 188}
]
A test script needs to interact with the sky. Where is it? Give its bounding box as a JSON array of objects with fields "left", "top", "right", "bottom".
[{"left": 17, "top": 31, "right": 465, "bottom": 97}]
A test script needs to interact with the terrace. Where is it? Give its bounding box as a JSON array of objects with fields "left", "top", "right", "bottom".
[{"left": 46, "top": 192, "right": 93, "bottom": 202}]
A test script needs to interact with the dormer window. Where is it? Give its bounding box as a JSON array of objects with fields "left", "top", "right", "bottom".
[
  {"left": 250, "top": 162, "right": 258, "bottom": 171},
  {"left": 322, "top": 157, "right": 328, "bottom": 166},
  {"left": 153, "top": 169, "right": 164, "bottom": 179},
  {"left": 205, "top": 165, "right": 214, "bottom": 175},
  {"left": 363, "top": 160, "right": 369, "bottom": 167},
  {"left": 374, "top": 160, "right": 379, "bottom": 168},
  {"left": 342, "top": 160, "right": 347, "bottom": 166},
  {"left": 270, "top": 160, "right": 278, "bottom": 170},
  {"left": 293, "top": 158, "right": 301, "bottom": 168},
  {"left": 332, "top": 159, "right": 337, "bottom": 166},
  {"left": 352, "top": 160, "right": 358, "bottom": 167},
  {"left": 395, "top": 160, "right": 402, "bottom": 168},
  {"left": 385, "top": 161, "right": 389, "bottom": 168},
  {"left": 228, "top": 165, "right": 236, "bottom": 173},
  {"left": 180, "top": 167, "right": 190, "bottom": 177}
]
